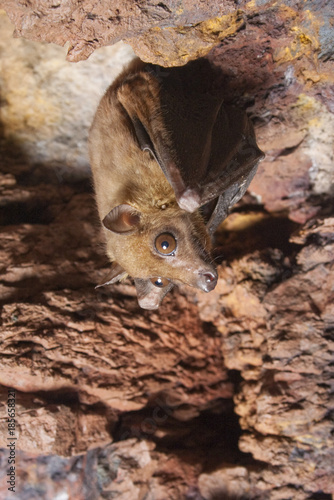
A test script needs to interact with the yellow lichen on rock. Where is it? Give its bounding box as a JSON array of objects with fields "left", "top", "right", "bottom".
[
  {"left": 273, "top": 8, "right": 320, "bottom": 63},
  {"left": 198, "top": 11, "right": 244, "bottom": 40},
  {"left": 126, "top": 12, "right": 244, "bottom": 67}
]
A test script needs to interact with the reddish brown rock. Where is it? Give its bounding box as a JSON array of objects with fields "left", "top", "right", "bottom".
[
  {"left": 0, "top": 0, "right": 333, "bottom": 498},
  {"left": 195, "top": 216, "right": 334, "bottom": 498}
]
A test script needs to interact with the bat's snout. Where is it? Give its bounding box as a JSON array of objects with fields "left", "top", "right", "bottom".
[{"left": 197, "top": 269, "right": 218, "bottom": 293}]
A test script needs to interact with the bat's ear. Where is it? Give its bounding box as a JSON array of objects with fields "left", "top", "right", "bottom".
[
  {"left": 96, "top": 262, "right": 128, "bottom": 288},
  {"left": 102, "top": 204, "right": 141, "bottom": 234},
  {"left": 134, "top": 278, "right": 173, "bottom": 310}
]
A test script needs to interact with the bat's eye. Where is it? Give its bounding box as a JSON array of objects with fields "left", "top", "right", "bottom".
[
  {"left": 155, "top": 233, "right": 177, "bottom": 255},
  {"left": 150, "top": 277, "right": 170, "bottom": 288}
]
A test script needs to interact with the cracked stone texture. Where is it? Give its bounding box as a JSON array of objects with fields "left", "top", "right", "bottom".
[
  {"left": 0, "top": 1, "right": 333, "bottom": 499},
  {"left": 193, "top": 215, "right": 334, "bottom": 499}
]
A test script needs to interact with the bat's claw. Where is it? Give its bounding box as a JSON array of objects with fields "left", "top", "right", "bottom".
[{"left": 178, "top": 189, "right": 201, "bottom": 212}]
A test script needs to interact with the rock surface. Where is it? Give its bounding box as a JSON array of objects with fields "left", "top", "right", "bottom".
[
  {"left": 0, "top": 2, "right": 333, "bottom": 499},
  {"left": 0, "top": 11, "right": 135, "bottom": 182},
  {"left": 0, "top": 0, "right": 238, "bottom": 64},
  {"left": 1, "top": 0, "right": 333, "bottom": 70},
  {"left": 194, "top": 215, "right": 334, "bottom": 499}
]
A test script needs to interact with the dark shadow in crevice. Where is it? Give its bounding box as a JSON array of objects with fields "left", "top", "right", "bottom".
[
  {"left": 307, "top": 493, "right": 333, "bottom": 500},
  {"left": 213, "top": 213, "right": 301, "bottom": 265},
  {"left": 0, "top": 199, "right": 55, "bottom": 225},
  {"left": 111, "top": 386, "right": 267, "bottom": 478}
]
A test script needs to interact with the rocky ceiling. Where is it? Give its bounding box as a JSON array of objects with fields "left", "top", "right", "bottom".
[{"left": 0, "top": 1, "right": 333, "bottom": 499}]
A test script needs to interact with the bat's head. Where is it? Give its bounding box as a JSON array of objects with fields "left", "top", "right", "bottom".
[{"left": 99, "top": 203, "right": 218, "bottom": 309}]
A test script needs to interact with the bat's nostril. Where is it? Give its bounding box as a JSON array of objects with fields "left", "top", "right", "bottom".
[
  {"left": 203, "top": 272, "right": 216, "bottom": 283},
  {"left": 198, "top": 269, "right": 218, "bottom": 292}
]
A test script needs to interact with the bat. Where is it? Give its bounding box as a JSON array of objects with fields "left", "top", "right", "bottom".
[{"left": 88, "top": 57, "right": 263, "bottom": 309}]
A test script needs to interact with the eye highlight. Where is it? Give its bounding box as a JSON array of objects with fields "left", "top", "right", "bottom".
[
  {"left": 150, "top": 277, "right": 170, "bottom": 288},
  {"left": 155, "top": 232, "right": 177, "bottom": 255}
]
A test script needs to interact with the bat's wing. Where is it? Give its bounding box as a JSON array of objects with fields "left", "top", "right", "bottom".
[
  {"left": 117, "top": 59, "right": 264, "bottom": 213},
  {"left": 205, "top": 162, "right": 259, "bottom": 236},
  {"left": 204, "top": 105, "right": 262, "bottom": 234}
]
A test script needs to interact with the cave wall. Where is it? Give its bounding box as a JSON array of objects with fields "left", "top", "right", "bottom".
[{"left": 0, "top": 1, "right": 333, "bottom": 499}]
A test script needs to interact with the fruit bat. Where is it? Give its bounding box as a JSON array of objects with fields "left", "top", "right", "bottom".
[{"left": 89, "top": 57, "right": 264, "bottom": 309}]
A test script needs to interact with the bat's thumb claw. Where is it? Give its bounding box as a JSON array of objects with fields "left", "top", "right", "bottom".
[{"left": 178, "top": 189, "right": 201, "bottom": 212}]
